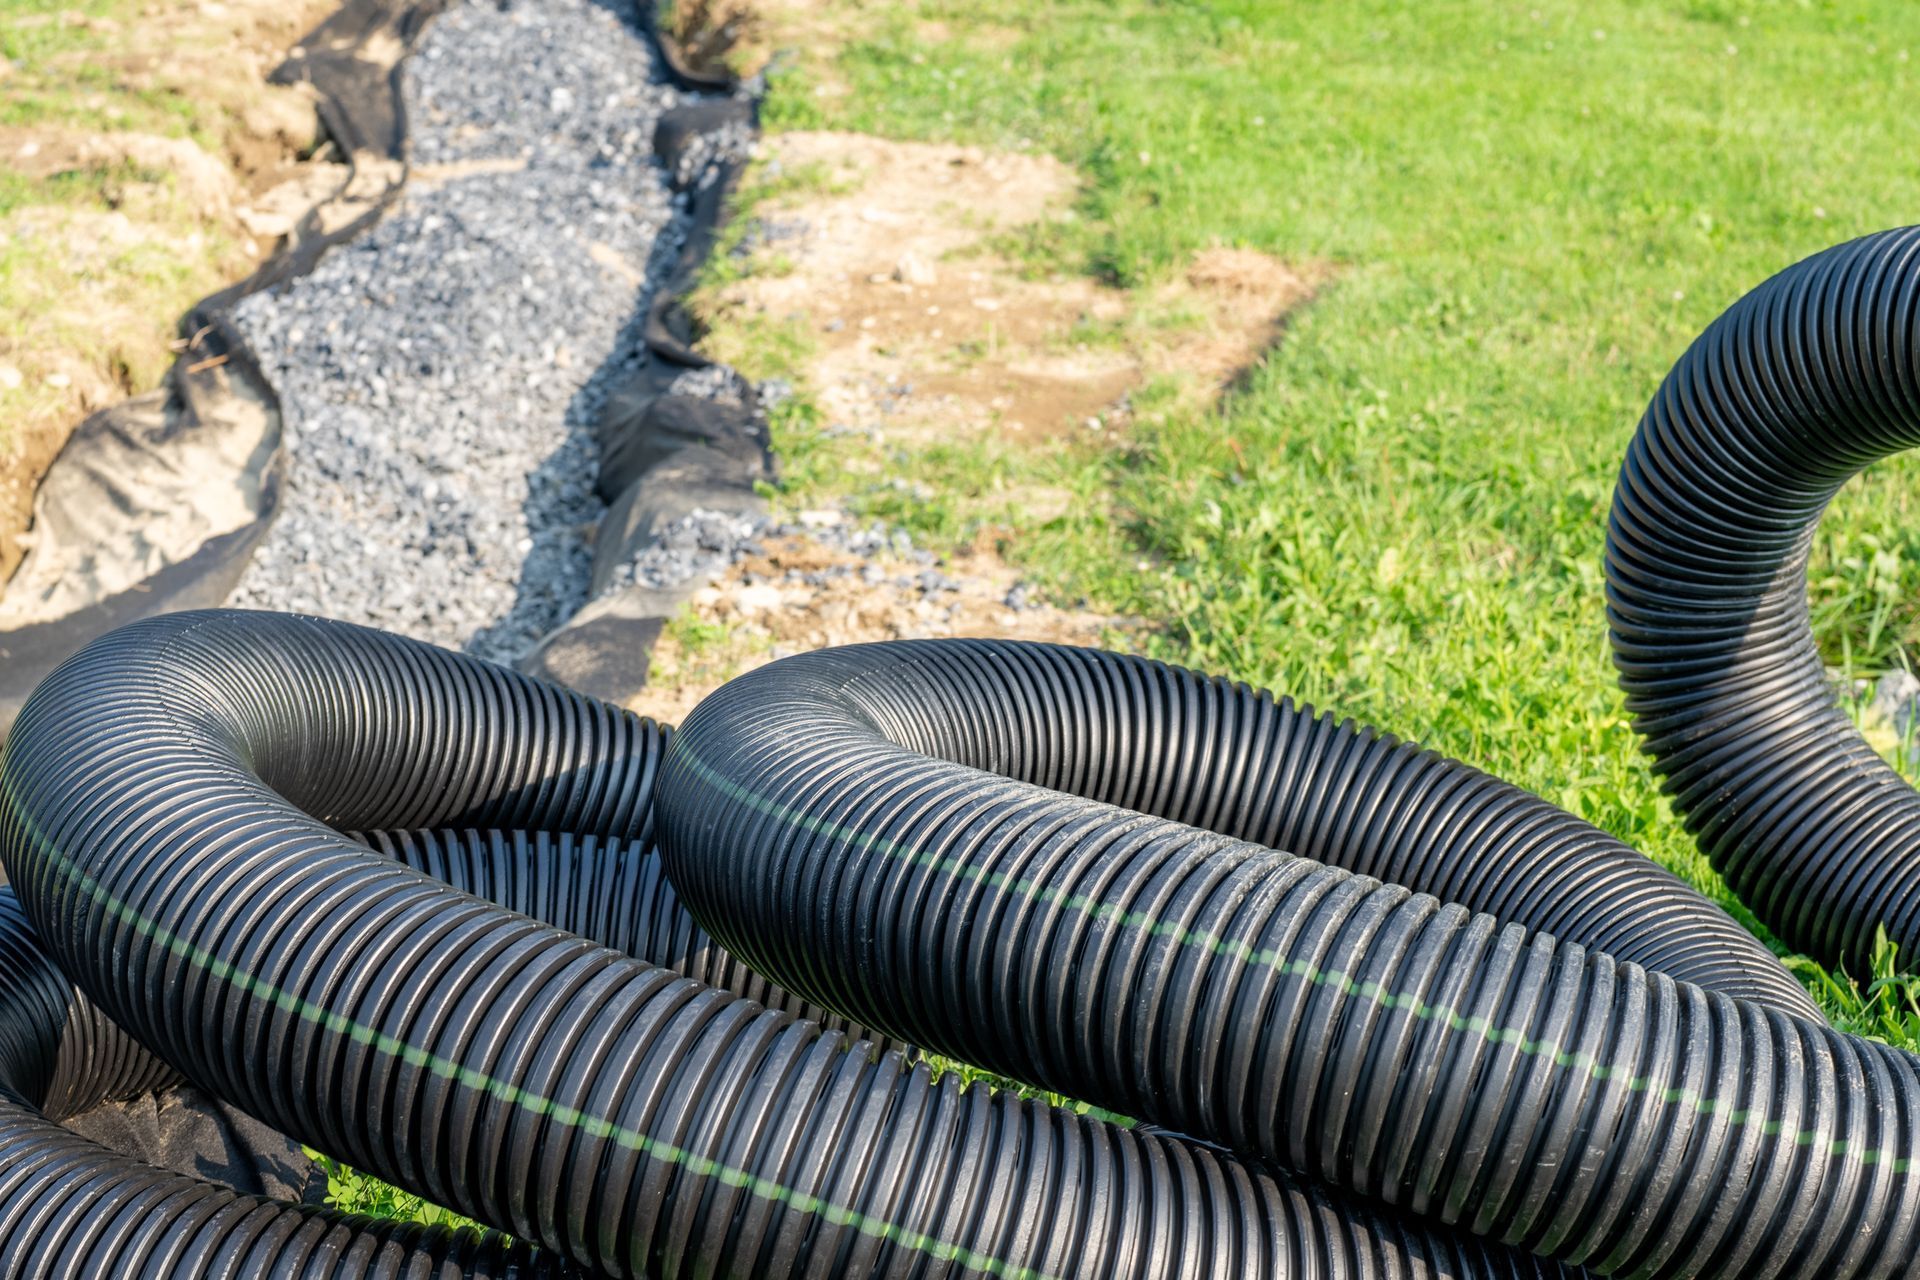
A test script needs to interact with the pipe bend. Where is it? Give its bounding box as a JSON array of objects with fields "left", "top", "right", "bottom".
[{"left": 1607, "top": 226, "right": 1920, "bottom": 974}]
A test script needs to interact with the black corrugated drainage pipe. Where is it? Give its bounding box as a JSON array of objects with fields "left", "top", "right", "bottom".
[
  {"left": 0, "top": 887, "right": 575, "bottom": 1278},
  {"left": 658, "top": 639, "right": 1918, "bottom": 1279},
  {"left": 355, "top": 827, "right": 899, "bottom": 1049},
  {"left": 0, "top": 611, "right": 1590, "bottom": 1279},
  {"left": 1607, "top": 225, "right": 1920, "bottom": 977}
]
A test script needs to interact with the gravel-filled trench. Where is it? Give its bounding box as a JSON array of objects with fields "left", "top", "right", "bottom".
[{"left": 230, "top": 0, "right": 730, "bottom": 663}]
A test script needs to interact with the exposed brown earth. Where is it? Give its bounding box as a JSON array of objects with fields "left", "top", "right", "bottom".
[
  {"left": 699, "top": 129, "right": 1328, "bottom": 446},
  {"left": 657, "top": 122, "right": 1328, "bottom": 717}
]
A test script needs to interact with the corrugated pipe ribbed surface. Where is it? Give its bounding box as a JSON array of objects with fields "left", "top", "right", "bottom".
[
  {"left": 354, "top": 828, "right": 897, "bottom": 1048},
  {"left": 0, "top": 888, "right": 573, "bottom": 1278},
  {"left": 659, "top": 639, "right": 1916, "bottom": 1279},
  {"left": 1607, "top": 225, "right": 1920, "bottom": 976},
  {"left": 0, "top": 611, "right": 1592, "bottom": 1278}
]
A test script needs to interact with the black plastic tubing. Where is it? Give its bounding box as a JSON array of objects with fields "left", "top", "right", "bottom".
[
  {"left": 658, "top": 639, "right": 1919, "bottom": 1279},
  {"left": 0, "top": 821, "right": 885, "bottom": 1275},
  {"left": 1607, "top": 225, "right": 1920, "bottom": 976},
  {"left": 0, "top": 610, "right": 1587, "bottom": 1280},
  {"left": 0, "top": 885, "right": 573, "bottom": 1279},
  {"left": 356, "top": 828, "right": 896, "bottom": 1049},
  {"left": 0, "top": 774, "right": 894, "bottom": 1277}
]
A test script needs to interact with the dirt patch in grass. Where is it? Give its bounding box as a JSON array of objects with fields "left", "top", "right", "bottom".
[
  {"left": 696, "top": 130, "right": 1329, "bottom": 447},
  {"left": 0, "top": 0, "right": 338, "bottom": 584},
  {"left": 665, "top": 129, "right": 1325, "bottom": 714},
  {"left": 628, "top": 524, "right": 1129, "bottom": 724}
]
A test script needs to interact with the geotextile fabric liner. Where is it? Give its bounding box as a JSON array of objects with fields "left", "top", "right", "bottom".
[
  {"left": 2, "top": 0, "right": 768, "bottom": 739},
  {"left": 0, "top": 611, "right": 1592, "bottom": 1279},
  {"left": 1607, "top": 225, "right": 1920, "bottom": 977}
]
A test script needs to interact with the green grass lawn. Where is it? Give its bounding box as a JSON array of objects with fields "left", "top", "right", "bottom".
[{"left": 734, "top": 0, "right": 1920, "bottom": 1048}]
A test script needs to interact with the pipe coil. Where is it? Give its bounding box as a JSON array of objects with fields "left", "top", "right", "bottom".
[
  {"left": 0, "top": 611, "right": 1590, "bottom": 1279},
  {"left": 658, "top": 639, "right": 1916, "bottom": 1280},
  {"left": 0, "top": 886, "right": 573, "bottom": 1278},
  {"left": 356, "top": 828, "right": 895, "bottom": 1047}
]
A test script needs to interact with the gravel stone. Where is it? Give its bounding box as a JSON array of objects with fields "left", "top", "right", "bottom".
[
  {"left": 599, "top": 508, "right": 770, "bottom": 596},
  {"left": 666, "top": 364, "right": 752, "bottom": 404},
  {"left": 229, "top": 0, "right": 745, "bottom": 664},
  {"left": 1870, "top": 669, "right": 1920, "bottom": 759}
]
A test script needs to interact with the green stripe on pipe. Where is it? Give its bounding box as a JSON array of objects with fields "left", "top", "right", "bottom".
[
  {"left": 668, "top": 736, "right": 1915, "bottom": 1178},
  {"left": 0, "top": 771, "right": 1070, "bottom": 1280}
]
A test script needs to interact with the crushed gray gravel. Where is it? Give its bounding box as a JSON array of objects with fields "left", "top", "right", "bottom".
[
  {"left": 601, "top": 507, "right": 1051, "bottom": 614},
  {"left": 599, "top": 508, "right": 770, "bottom": 597},
  {"left": 229, "top": 0, "right": 745, "bottom": 664}
]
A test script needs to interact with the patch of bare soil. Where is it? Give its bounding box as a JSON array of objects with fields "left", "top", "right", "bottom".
[
  {"left": 627, "top": 526, "right": 1130, "bottom": 724},
  {"left": 0, "top": 0, "right": 339, "bottom": 584},
  {"left": 655, "top": 131, "right": 1327, "bottom": 713},
  {"left": 701, "top": 130, "right": 1328, "bottom": 444}
]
